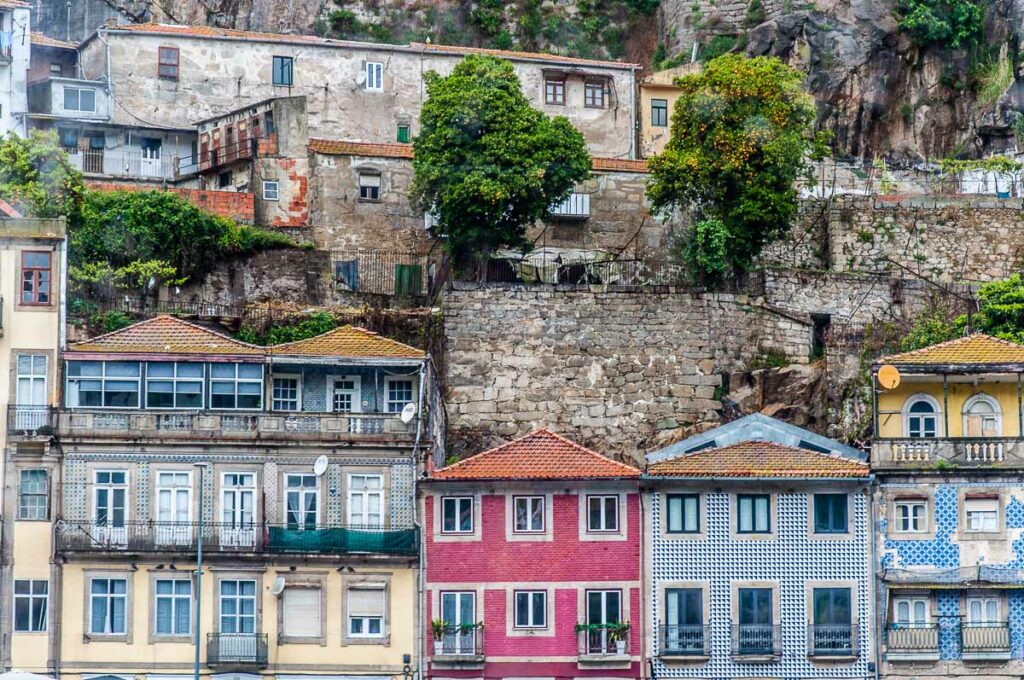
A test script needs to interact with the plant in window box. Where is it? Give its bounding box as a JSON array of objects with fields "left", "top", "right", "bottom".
[
  {"left": 607, "top": 622, "right": 629, "bottom": 654},
  {"left": 431, "top": 619, "right": 446, "bottom": 654}
]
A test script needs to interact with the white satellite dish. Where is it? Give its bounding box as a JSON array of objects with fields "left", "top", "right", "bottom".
[
  {"left": 270, "top": 577, "right": 286, "bottom": 596},
  {"left": 400, "top": 402, "right": 417, "bottom": 423},
  {"left": 313, "top": 455, "right": 329, "bottom": 477},
  {"left": 356, "top": 71, "right": 367, "bottom": 85}
]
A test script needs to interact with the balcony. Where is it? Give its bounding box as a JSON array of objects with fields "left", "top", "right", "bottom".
[
  {"left": 58, "top": 410, "right": 416, "bottom": 443},
  {"left": 432, "top": 625, "right": 484, "bottom": 664},
  {"left": 7, "top": 405, "right": 56, "bottom": 439},
  {"left": 873, "top": 437, "right": 1024, "bottom": 469},
  {"left": 54, "top": 520, "right": 418, "bottom": 557},
  {"left": 731, "top": 624, "right": 782, "bottom": 660},
  {"left": 550, "top": 192, "right": 591, "bottom": 220},
  {"left": 577, "top": 626, "right": 631, "bottom": 662},
  {"left": 27, "top": 78, "right": 109, "bottom": 120},
  {"left": 63, "top": 146, "right": 197, "bottom": 182},
  {"left": 659, "top": 624, "right": 709, "bottom": 658},
  {"left": 207, "top": 633, "right": 268, "bottom": 669},
  {"left": 807, "top": 624, "right": 859, "bottom": 658},
  {"left": 963, "top": 623, "right": 1010, "bottom": 660},
  {"left": 886, "top": 623, "right": 939, "bottom": 661}
]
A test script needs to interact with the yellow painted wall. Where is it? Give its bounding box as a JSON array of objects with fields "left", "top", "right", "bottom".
[
  {"left": 10, "top": 521, "right": 54, "bottom": 670},
  {"left": 639, "top": 84, "right": 679, "bottom": 158},
  {"left": 876, "top": 379, "right": 1021, "bottom": 437},
  {"left": 59, "top": 562, "right": 416, "bottom": 676}
]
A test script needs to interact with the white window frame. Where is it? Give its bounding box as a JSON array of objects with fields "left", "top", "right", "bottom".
[
  {"left": 587, "top": 495, "right": 620, "bottom": 533},
  {"left": 262, "top": 180, "right": 280, "bottom": 201},
  {"left": 365, "top": 61, "right": 383, "bottom": 91},
  {"left": 332, "top": 375, "right": 362, "bottom": 413},
  {"left": 966, "top": 596, "right": 1001, "bottom": 625},
  {"left": 65, "top": 360, "right": 142, "bottom": 409},
  {"left": 965, "top": 497, "right": 1000, "bottom": 533},
  {"left": 209, "top": 363, "right": 263, "bottom": 411},
  {"left": 893, "top": 596, "right": 930, "bottom": 626},
  {"left": 284, "top": 473, "right": 319, "bottom": 529},
  {"left": 154, "top": 470, "right": 192, "bottom": 524},
  {"left": 64, "top": 86, "right": 96, "bottom": 112},
  {"left": 218, "top": 579, "right": 257, "bottom": 634},
  {"left": 145, "top": 362, "right": 204, "bottom": 409},
  {"left": 513, "top": 590, "right": 546, "bottom": 629},
  {"left": 154, "top": 578, "right": 192, "bottom": 636},
  {"left": 347, "top": 473, "right": 384, "bottom": 527},
  {"left": 513, "top": 495, "right": 545, "bottom": 533},
  {"left": 16, "top": 354, "right": 47, "bottom": 406},
  {"left": 902, "top": 393, "right": 941, "bottom": 438},
  {"left": 13, "top": 579, "right": 48, "bottom": 632},
  {"left": 93, "top": 469, "right": 128, "bottom": 526},
  {"left": 384, "top": 376, "right": 415, "bottom": 413},
  {"left": 358, "top": 172, "right": 381, "bottom": 201},
  {"left": 18, "top": 469, "right": 48, "bottom": 520},
  {"left": 347, "top": 584, "right": 386, "bottom": 638},
  {"left": 271, "top": 373, "right": 302, "bottom": 412},
  {"left": 89, "top": 577, "right": 128, "bottom": 635},
  {"left": 441, "top": 496, "right": 474, "bottom": 534},
  {"left": 962, "top": 393, "right": 1002, "bottom": 437},
  {"left": 895, "top": 500, "right": 927, "bottom": 533}
]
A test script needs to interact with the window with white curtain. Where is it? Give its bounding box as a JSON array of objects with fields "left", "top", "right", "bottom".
[
  {"left": 348, "top": 474, "right": 383, "bottom": 527},
  {"left": 666, "top": 494, "right": 699, "bottom": 533}
]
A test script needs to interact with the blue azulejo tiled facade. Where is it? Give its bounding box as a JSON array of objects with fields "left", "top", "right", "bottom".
[{"left": 645, "top": 414, "right": 875, "bottom": 680}]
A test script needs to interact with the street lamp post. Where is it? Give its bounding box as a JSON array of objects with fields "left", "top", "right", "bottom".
[{"left": 194, "top": 462, "right": 208, "bottom": 680}]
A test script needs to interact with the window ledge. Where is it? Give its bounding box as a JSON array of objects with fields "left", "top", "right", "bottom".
[
  {"left": 886, "top": 652, "right": 940, "bottom": 662},
  {"left": 659, "top": 653, "right": 709, "bottom": 663},
  {"left": 730, "top": 653, "right": 782, "bottom": 663},
  {"left": 962, "top": 652, "right": 1011, "bottom": 661},
  {"left": 342, "top": 635, "right": 391, "bottom": 646},
  {"left": 808, "top": 653, "right": 859, "bottom": 662}
]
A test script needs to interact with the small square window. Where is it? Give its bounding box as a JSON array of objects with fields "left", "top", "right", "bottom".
[
  {"left": 158, "top": 46, "right": 179, "bottom": 80},
  {"left": 513, "top": 496, "right": 544, "bottom": 533},
  {"left": 262, "top": 180, "right": 279, "bottom": 201},
  {"left": 895, "top": 500, "right": 927, "bottom": 533},
  {"left": 358, "top": 172, "right": 381, "bottom": 201},
  {"left": 813, "top": 493, "right": 848, "bottom": 534},
  {"left": 365, "top": 62, "right": 383, "bottom": 91},
  {"left": 397, "top": 125, "right": 410, "bottom": 143},
  {"left": 666, "top": 493, "right": 699, "bottom": 534},
  {"left": 441, "top": 496, "right": 473, "bottom": 534},
  {"left": 736, "top": 494, "right": 770, "bottom": 534},
  {"left": 49, "top": 63, "right": 62, "bottom": 75},
  {"left": 545, "top": 78, "right": 565, "bottom": 105},
  {"left": 514, "top": 590, "right": 546, "bottom": 628},
  {"left": 584, "top": 80, "right": 606, "bottom": 108},
  {"left": 587, "top": 495, "right": 619, "bottom": 532},
  {"left": 965, "top": 497, "right": 999, "bottom": 532},
  {"left": 348, "top": 586, "right": 385, "bottom": 637},
  {"left": 21, "top": 251, "right": 52, "bottom": 305},
  {"left": 651, "top": 98, "right": 668, "bottom": 127},
  {"left": 272, "top": 55, "right": 294, "bottom": 86},
  {"left": 18, "top": 469, "right": 48, "bottom": 520},
  {"left": 218, "top": 171, "right": 232, "bottom": 189}
]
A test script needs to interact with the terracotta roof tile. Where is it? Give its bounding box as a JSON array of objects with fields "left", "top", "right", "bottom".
[
  {"left": 592, "top": 157, "right": 648, "bottom": 173},
  {"left": 647, "top": 440, "right": 869, "bottom": 478},
  {"left": 69, "top": 315, "right": 265, "bottom": 355},
  {"left": 431, "top": 429, "right": 639, "bottom": 480},
  {"left": 0, "top": 199, "right": 22, "bottom": 218},
  {"left": 878, "top": 334, "right": 1024, "bottom": 366},
  {"left": 104, "top": 22, "right": 332, "bottom": 45},
  {"left": 31, "top": 32, "right": 77, "bottom": 49},
  {"left": 271, "top": 325, "right": 424, "bottom": 359},
  {"left": 411, "top": 42, "right": 639, "bottom": 69}
]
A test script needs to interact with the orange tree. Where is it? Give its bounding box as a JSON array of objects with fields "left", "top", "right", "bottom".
[{"left": 646, "top": 54, "right": 828, "bottom": 283}]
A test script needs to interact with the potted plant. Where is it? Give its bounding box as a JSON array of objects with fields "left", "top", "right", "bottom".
[
  {"left": 431, "top": 619, "right": 447, "bottom": 655},
  {"left": 608, "top": 622, "right": 629, "bottom": 655}
]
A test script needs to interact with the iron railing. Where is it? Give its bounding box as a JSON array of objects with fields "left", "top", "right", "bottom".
[
  {"left": 331, "top": 249, "right": 430, "bottom": 297},
  {"left": 808, "top": 624, "right": 859, "bottom": 657},
  {"left": 7, "top": 405, "right": 55, "bottom": 434},
  {"left": 660, "top": 624, "right": 709, "bottom": 656},
  {"left": 886, "top": 623, "right": 939, "bottom": 656},
  {"left": 731, "top": 624, "right": 782, "bottom": 657},
  {"left": 434, "top": 625, "right": 484, "bottom": 657},
  {"left": 578, "top": 627, "right": 630, "bottom": 657},
  {"left": 963, "top": 623, "right": 1010, "bottom": 655},
  {"left": 453, "top": 254, "right": 688, "bottom": 287},
  {"left": 63, "top": 146, "right": 199, "bottom": 181},
  {"left": 207, "top": 632, "right": 268, "bottom": 667},
  {"left": 197, "top": 136, "right": 268, "bottom": 173},
  {"left": 550, "top": 192, "right": 591, "bottom": 219}
]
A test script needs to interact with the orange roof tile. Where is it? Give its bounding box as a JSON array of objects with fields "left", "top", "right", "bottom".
[
  {"left": 878, "top": 334, "right": 1024, "bottom": 366},
  {"left": 411, "top": 42, "right": 639, "bottom": 69},
  {"left": 431, "top": 429, "right": 640, "bottom": 480},
  {"left": 647, "top": 440, "right": 870, "bottom": 478},
  {"left": 31, "top": 32, "right": 77, "bottom": 49},
  {"left": 271, "top": 325, "right": 424, "bottom": 359},
  {"left": 592, "top": 157, "right": 648, "bottom": 173},
  {"left": 69, "top": 315, "right": 265, "bottom": 356},
  {"left": 103, "top": 22, "right": 333, "bottom": 46}
]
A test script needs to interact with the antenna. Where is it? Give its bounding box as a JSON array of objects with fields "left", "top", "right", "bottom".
[
  {"left": 313, "top": 455, "right": 329, "bottom": 477},
  {"left": 400, "top": 402, "right": 417, "bottom": 424},
  {"left": 270, "top": 577, "right": 286, "bottom": 596}
]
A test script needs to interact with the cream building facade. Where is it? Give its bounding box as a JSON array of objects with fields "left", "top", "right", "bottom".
[{"left": 638, "top": 63, "right": 699, "bottom": 158}]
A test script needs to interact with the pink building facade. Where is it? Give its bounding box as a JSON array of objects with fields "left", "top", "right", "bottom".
[{"left": 422, "top": 430, "right": 642, "bottom": 680}]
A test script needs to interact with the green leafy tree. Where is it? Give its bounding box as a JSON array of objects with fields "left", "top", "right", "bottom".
[
  {"left": 411, "top": 55, "right": 591, "bottom": 263},
  {"left": 901, "top": 274, "right": 1024, "bottom": 350},
  {"left": 895, "top": 0, "right": 983, "bottom": 49},
  {"left": 0, "top": 130, "right": 85, "bottom": 223},
  {"left": 647, "top": 54, "right": 828, "bottom": 284}
]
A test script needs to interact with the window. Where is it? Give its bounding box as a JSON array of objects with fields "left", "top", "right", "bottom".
[
  {"left": 905, "top": 396, "right": 938, "bottom": 438},
  {"left": 285, "top": 474, "right": 318, "bottom": 530},
  {"left": 585, "top": 80, "right": 606, "bottom": 108},
  {"left": 90, "top": 578, "right": 127, "bottom": 634},
  {"left": 348, "top": 585, "right": 385, "bottom": 637},
  {"left": 967, "top": 596, "right": 1000, "bottom": 625},
  {"left": 736, "top": 588, "right": 773, "bottom": 654},
  {"left": 893, "top": 596, "right": 929, "bottom": 626},
  {"left": 665, "top": 588, "right": 703, "bottom": 654},
  {"left": 584, "top": 590, "right": 621, "bottom": 654},
  {"left": 514, "top": 590, "right": 546, "bottom": 628},
  {"left": 21, "top": 251, "right": 51, "bottom": 305},
  {"left": 158, "top": 46, "right": 179, "bottom": 80},
  {"left": 63, "top": 87, "right": 96, "bottom": 112},
  {"left": 66, "top": 361, "right": 141, "bottom": 408},
  {"left": 332, "top": 376, "right": 361, "bottom": 413},
  {"left": 272, "top": 56, "right": 294, "bottom": 86},
  {"left": 218, "top": 171, "right": 232, "bottom": 188},
  {"left": 385, "top": 378, "right": 414, "bottom": 412},
  {"left": 397, "top": 124, "right": 410, "bottom": 143},
  {"left": 358, "top": 172, "right": 381, "bottom": 201},
  {"left": 964, "top": 395, "right": 1001, "bottom": 437},
  {"left": 155, "top": 580, "right": 191, "bottom": 635},
  {"left": 965, "top": 497, "right": 999, "bottom": 533},
  {"left": 895, "top": 499, "right": 927, "bottom": 533},
  {"left": 16, "top": 355, "right": 47, "bottom": 408},
  {"left": 282, "top": 587, "right": 321, "bottom": 638},
  {"left": 348, "top": 474, "right": 383, "bottom": 527},
  {"left": 221, "top": 473, "right": 257, "bottom": 547},
  {"left": 513, "top": 496, "right": 544, "bottom": 533},
  {"left": 49, "top": 63, "right": 62, "bottom": 75},
  {"left": 271, "top": 374, "right": 300, "bottom": 411},
  {"left": 666, "top": 494, "right": 699, "bottom": 534},
  {"left": 736, "top": 494, "right": 770, "bottom": 534},
  {"left": 440, "top": 591, "right": 477, "bottom": 653},
  {"left": 155, "top": 471, "right": 191, "bottom": 545},
  {"left": 210, "top": 363, "right": 263, "bottom": 410},
  {"left": 544, "top": 78, "right": 565, "bottom": 105},
  {"left": 365, "top": 61, "right": 383, "bottom": 91},
  {"left": 262, "top": 180, "right": 280, "bottom": 201},
  {"left": 813, "top": 494, "right": 848, "bottom": 534},
  {"left": 811, "top": 588, "right": 852, "bottom": 655},
  {"left": 651, "top": 98, "right": 668, "bottom": 127},
  {"left": 94, "top": 470, "right": 128, "bottom": 529},
  {"left": 441, "top": 496, "right": 473, "bottom": 534},
  {"left": 146, "top": 362, "right": 203, "bottom": 408},
  {"left": 587, "top": 495, "right": 619, "bottom": 532},
  {"left": 14, "top": 579, "right": 48, "bottom": 632},
  {"left": 18, "top": 470, "right": 48, "bottom": 520},
  {"left": 219, "top": 580, "right": 257, "bottom": 633}
]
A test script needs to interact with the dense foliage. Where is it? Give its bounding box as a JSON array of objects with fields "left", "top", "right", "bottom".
[
  {"left": 0, "top": 131, "right": 85, "bottom": 222},
  {"left": 411, "top": 55, "right": 591, "bottom": 262},
  {"left": 236, "top": 311, "right": 340, "bottom": 345},
  {"left": 646, "top": 54, "right": 827, "bottom": 283},
  {"left": 895, "top": 0, "right": 984, "bottom": 49},
  {"left": 901, "top": 274, "right": 1024, "bottom": 350}
]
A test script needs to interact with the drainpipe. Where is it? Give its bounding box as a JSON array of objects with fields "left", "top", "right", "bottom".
[
  {"left": 412, "top": 359, "right": 428, "bottom": 680},
  {"left": 629, "top": 69, "right": 637, "bottom": 160},
  {"left": 58, "top": 225, "right": 67, "bottom": 352},
  {"left": 868, "top": 485, "right": 881, "bottom": 680}
]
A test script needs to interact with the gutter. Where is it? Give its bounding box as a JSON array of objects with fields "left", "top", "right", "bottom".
[{"left": 640, "top": 475, "right": 874, "bottom": 483}]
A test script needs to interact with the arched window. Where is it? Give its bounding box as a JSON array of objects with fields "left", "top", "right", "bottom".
[
  {"left": 903, "top": 395, "right": 940, "bottom": 438},
  {"left": 963, "top": 394, "right": 1002, "bottom": 437}
]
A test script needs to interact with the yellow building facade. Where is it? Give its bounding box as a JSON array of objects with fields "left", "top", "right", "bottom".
[{"left": 638, "top": 63, "right": 699, "bottom": 158}]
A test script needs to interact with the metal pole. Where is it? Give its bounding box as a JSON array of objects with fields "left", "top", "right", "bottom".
[{"left": 194, "top": 463, "right": 205, "bottom": 680}]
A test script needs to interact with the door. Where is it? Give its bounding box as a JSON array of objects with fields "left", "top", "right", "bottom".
[
  {"left": 221, "top": 473, "right": 256, "bottom": 548},
  {"left": 15, "top": 355, "right": 47, "bottom": 429},
  {"left": 440, "top": 592, "right": 476, "bottom": 655},
  {"left": 812, "top": 588, "right": 852, "bottom": 654},
  {"left": 93, "top": 471, "right": 128, "bottom": 547},
  {"left": 219, "top": 579, "right": 257, "bottom": 661},
  {"left": 140, "top": 138, "right": 163, "bottom": 177},
  {"left": 155, "top": 471, "right": 192, "bottom": 546},
  {"left": 665, "top": 588, "right": 703, "bottom": 654},
  {"left": 738, "top": 588, "right": 774, "bottom": 653},
  {"left": 586, "top": 589, "right": 622, "bottom": 654}
]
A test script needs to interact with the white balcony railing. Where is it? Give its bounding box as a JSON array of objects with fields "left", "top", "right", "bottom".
[{"left": 551, "top": 193, "right": 590, "bottom": 220}]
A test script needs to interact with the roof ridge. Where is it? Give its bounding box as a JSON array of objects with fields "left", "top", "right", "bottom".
[
  {"left": 268, "top": 323, "right": 425, "bottom": 356},
  {"left": 70, "top": 314, "right": 264, "bottom": 352},
  {"left": 879, "top": 332, "right": 1023, "bottom": 363}
]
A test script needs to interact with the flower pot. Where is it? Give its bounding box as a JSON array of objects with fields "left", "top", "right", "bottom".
[
  {"left": 615, "top": 640, "right": 626, "bottom": 655},
  {"left": 434, "top": 640, "right": 444, "bottom": 655}
]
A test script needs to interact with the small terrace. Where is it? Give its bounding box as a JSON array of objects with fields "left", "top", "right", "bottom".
[
  {"left": 885, "top": 623, "right": 939, "bottom": 661},
  {"left": 207, "top": 632, "right": 268, "bottom": 669},
  {"left": 872, "top": 438, "right": 1024, "bottom": 469},
  {"left": 431, "top": 625, "right": 484, "bottom": 664},
  {"left": 730, "top": 624, "right": 782, "bottom": 660},
  {"left": 659, "top": 624, "right": 709, "bottom": 659},
  {"left": 807, "top": 624, "right": 859, "bottom": 659}
]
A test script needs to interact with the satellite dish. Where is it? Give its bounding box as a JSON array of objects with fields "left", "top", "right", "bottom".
[
  {"left": 313, "top": 455, "right": 329, "bottom": 477},
  {"left": 270, "top": 577, "right": 286, "bottom": 595},
  {"left": 878, "top": 364, "right": 901, "bottom": 390},
  {"left": 356, "top": 71, "right": 367, "bottom": 85},
  {"left": 400, "top": 402, "right": 417, "bottom": 423}
]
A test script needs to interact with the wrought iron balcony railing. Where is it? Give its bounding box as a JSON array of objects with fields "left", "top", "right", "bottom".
[
  {"left": 432, "top": 625, "right": 484, "bottom": 659},
  {"left": 207, "top": 632, "right": 268, "bottom": 668},
  {"left": 731, "top": 624, "right": 782, "bottom": 658},
  {"left": 807, "top": 624, "right": 859, "bottom": 657},
  {"left": 577, "top": 626, "right": 631, "bottom": 658},
  {"left": 660, "top": 624, "right": 710, "bottom": 656}
]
